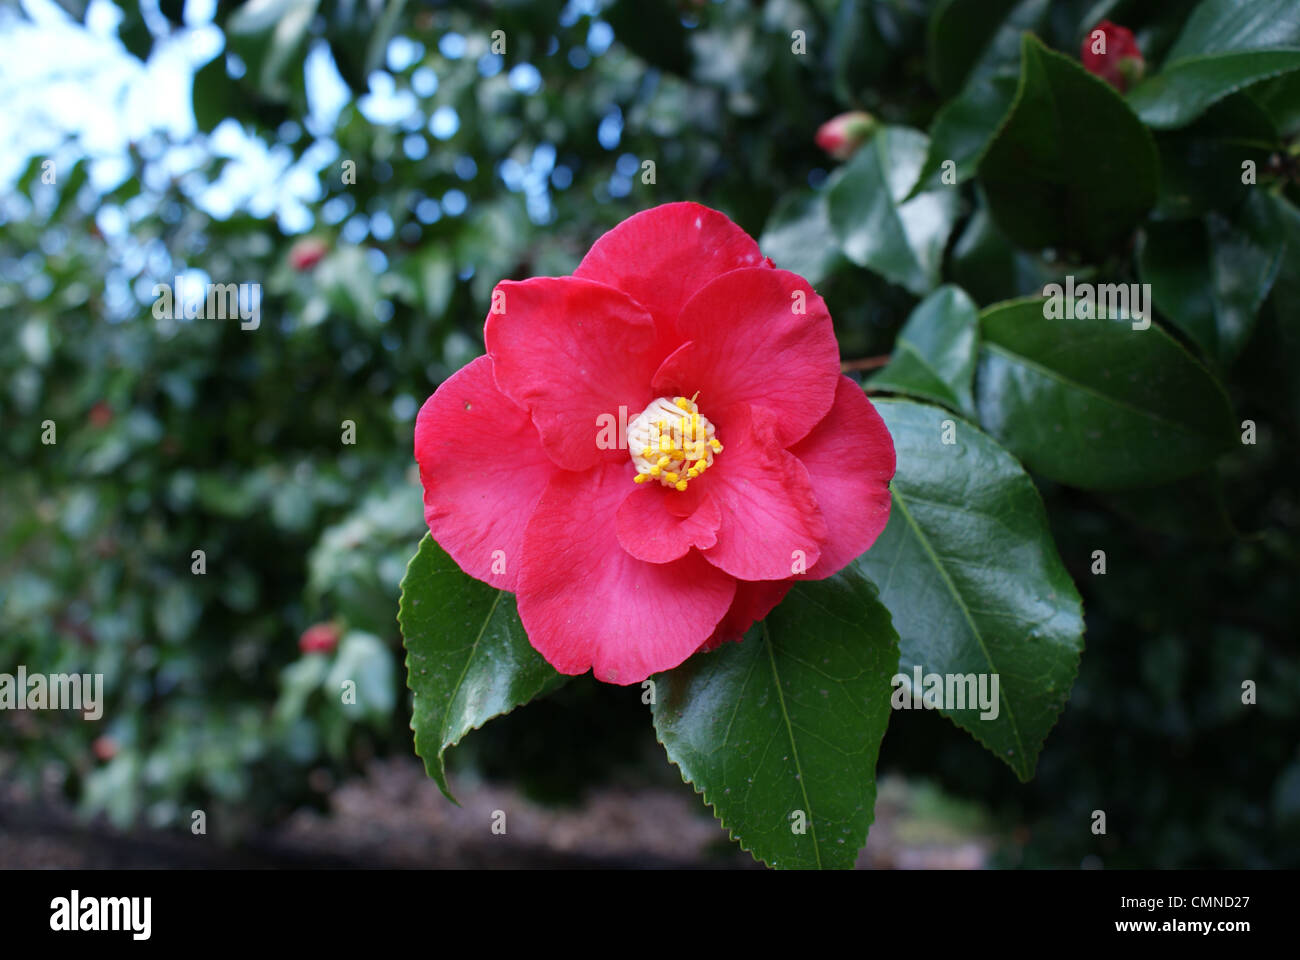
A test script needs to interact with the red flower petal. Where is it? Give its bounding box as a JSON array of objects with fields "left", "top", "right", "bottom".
[
  {"left": 574, "top": 202, "right": 767, "bottom": 356},
  {"left": 698, "top": 403, "right": 827, "bottom": 581},
  {"left": 415, "top": 355, "right": 556, "bottom": 590},
  {"left": 699, "top": 579, "right": 793, "bottom": 652},
  {"left": 652, "top": 267, "right": 840, "bottom": 448},
  {"left": 791, "top": 376, "right": 896, "bottom": 579},
  {"left": 517, "top": 463, "right": 736, "bottom": 684},
  {"left": 485, "top": 276, "right": 660, "bottom": 471},
  {"left": 615, "top": 482, "right": 721, "bottom": 563}
]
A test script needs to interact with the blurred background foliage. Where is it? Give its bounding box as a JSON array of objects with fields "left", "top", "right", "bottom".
[{"left": 1, "top": 0, "right": 1297, "bottom": 866}]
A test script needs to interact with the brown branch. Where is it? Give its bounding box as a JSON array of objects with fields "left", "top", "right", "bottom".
[{"left": 841, "top": 354, "right": 891, "bottom": 372}]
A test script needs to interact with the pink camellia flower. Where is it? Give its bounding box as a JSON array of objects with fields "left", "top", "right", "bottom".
[
  {"left": 815, "top": 111, "right": 878, "bottom": 160},
  {"left": 1081, "top": 20, "right": 1144, "bottom": 92},
  {"left": 289, "top": 237, "right": 329, "bottom": 272},
  {"left": 299, "top": 622, "right": 340, "bottom": 654},
  {"left": 415, "top": 202, "right": 895, "bottom": 685}
]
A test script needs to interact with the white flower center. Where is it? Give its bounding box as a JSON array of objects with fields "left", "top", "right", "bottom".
[{"left": 628, "top": 394, "right": 722, "bottom": 492}]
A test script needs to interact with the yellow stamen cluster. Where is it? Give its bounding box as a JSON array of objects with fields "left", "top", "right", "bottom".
[{"left": 628, "top": 394, "right": 722, "bottom": 492}]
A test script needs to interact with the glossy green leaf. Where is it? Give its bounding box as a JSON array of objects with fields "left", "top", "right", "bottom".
[
  {"left": 1128, "top": 0, "right": 1300, "bottom": 128},
  {"left": 870, "top": 285, "right": 979, "bottom": 415},
  {"left": 927, "top": 0, "right": 1043, "bottom": 97},
  {"left": 653, "top": 569, "right": 899, "bottom": 869},
  {"left": 856, "top": 398, "right": 1084, "bottom": 781},
  {"left": 1139, "top": 192, "right": 1284, "bottom": 366},
  {"left": 977, "top": 34, "right": 1158, "bottom": 260},
  {"left": 759, "top": 187, "right": 845, "bottom": 288},
  {"left": 399, "top": 534, "right": 568, "bottom": 802},
  {"left": 828, "top": 125, "right": 958, "bottom": 296},
  {"left": 1129, "top": 50, "right": 1300, "bottom": 129},
  {"left": 1165, "top": 0, "right": 1300, "bottom": 59},
  {"left": 1150, "top": 93, "right": 1278, "bottom": 219},
  {"left": 1249, "top": 70, "right": 1300, "bottom": 136},
  {"left": 910, "top": 71, "right": 1018, "bottom": 198},
  {"left": 950, "top": 198, "right": 1060, "bottom": 306},
  {"left": 975, "top": 297, "right": 1237, "bottom": 490},
  {"left": 1137, "top": 224, "right": 1215, "bottom": 354}
]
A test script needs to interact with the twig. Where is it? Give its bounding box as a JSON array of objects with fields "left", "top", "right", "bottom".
[{"left": 841, "top": 354, "right": 891, "bottom": 372}]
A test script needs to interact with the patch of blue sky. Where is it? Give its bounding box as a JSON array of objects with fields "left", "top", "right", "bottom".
[{"left": 0, "top": 0, "right": 355, "bottom": 238}]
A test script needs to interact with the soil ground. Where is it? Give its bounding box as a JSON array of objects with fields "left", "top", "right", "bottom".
[{"left": 0, "top": 759, "right": 991, "bottom": 869}]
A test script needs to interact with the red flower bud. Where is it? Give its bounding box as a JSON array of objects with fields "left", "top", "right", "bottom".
[
  {"left": 1081, "top": 20, "right": 1144, "bottom": 93},
  {"left": 815, "top": 111, "right": 878, "bottom": 161},
  {"left": 289, "top": 237, "right": 329, "bottom": 272},
  {"left": 299, "top": 622, "right": 341, "bottom": 654},
  {"left": 92, "top": 736, "right": 117, "bottom": 761},
  {"left": 89, "top": 402, "right": 113, "bottom": 427}
]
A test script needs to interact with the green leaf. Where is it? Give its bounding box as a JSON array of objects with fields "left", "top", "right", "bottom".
[
  {"left": 1150, "top": 93, "right": 1278, "bottom": 219},
  {"left": 363, "top": 0, "right": 408, "bottom": 78},
  {"left": 975, "top": 297, "right": 1237, "bottom": 490},
  {"left": 828, "top": 125, "right": 958, "bottom": 296},
  {"left": 950, "top": 197, "right": 1061, "bottom": 305},
  {"left": 227, "top": 0, "right": 320, "bottom": 102},
  {"left": 927, "top": 0, "right": 1044, "bottom": 97},
  {"left": 759, "top": 187, "right": 845, "bottom": 288},
  {"left": 399, "top": 248, "right": 456, "bottom": 319},
  {"left": 1128, "top": 0, "right": 1300, "bottom": 128},
  {"left": 116, "top": 7, "right": 153, "bottom": 62},
  {"left": 274, "top": 654, "right": 330, "bottom": 726},
  {"left": 910, "top": 71, "right": 1018, "bottom": 197},
  {"left": 653, "top": 569, "right": 899, "bottom": 869},
  {"left": 1139, "top": 191, "right": 1284, "bottom": 366},
  {"left": 1249, "top": 70, "right": 1300, "bottom": 136},
  {"left": 53, "top": 160, "right": 88, "bottom": 220},
  {"left": 856, "top": 398, "right": 1084, "bottom": 781},
  {"left": 976, "top": 33, "right": 1158, "bottom": 260},
  {"left": 399, "top": 534, "right": 568, "bottom": 802},
  {"left": 870, "top": 284, "right": 980, "bottom": 416},
  {"left": 193, "top": 56, "right": 240, "bottom": 135},
  {"left": 1129, "top": 50, "right": 1300, "bottom": 129},
  {"left": 829, "top": 0, "right": 887, "bottom": 102},
  {"left": 1165, "top": 0, "right": 1300, "bottom": 59},
  {"left": 327, "top": 631, "right": 396, "bottom": 722},
  {"left": 1137, "top": 224, "right": 1215, "bottom": 354}
]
